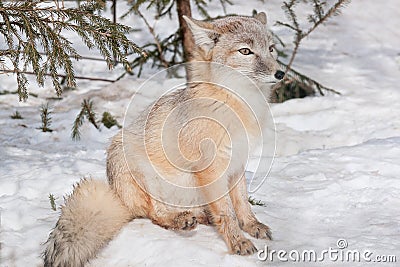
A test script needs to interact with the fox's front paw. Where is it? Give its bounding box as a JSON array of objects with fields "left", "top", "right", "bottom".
[
  {"left": 243, "top": 221, "right": 272, "bottom": 240},
  {"left": 231, "top": 238, "right": 257, "bottom": 255},
  {"left": 173, "top": 211, "right": 198, "bottom": 230}
]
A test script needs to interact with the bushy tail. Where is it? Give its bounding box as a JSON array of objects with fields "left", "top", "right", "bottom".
[{"left": 43, "top": 179, "right": 132, "bottom": 267}]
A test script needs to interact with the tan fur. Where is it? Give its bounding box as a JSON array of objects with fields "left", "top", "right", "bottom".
[
  {"left": 44, "top": 12, "right": 282, "bottom": 266},
  {"left": 43, "top": 179, "right": 132, "bottom": 267}
]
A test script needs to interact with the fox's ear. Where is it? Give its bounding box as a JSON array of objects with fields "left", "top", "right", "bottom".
[
  {"left": 254, "top": 11, "right": 267, "bottom": 25},
  {"left": 183, "top": 15, "right": 220, "bottom": 52}
]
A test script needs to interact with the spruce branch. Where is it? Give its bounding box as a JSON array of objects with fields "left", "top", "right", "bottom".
[
  {"left": 305, "top": 0, "right": 350, "bottom": 37},
  {"left": 71, "top": 98, "right": 100, "bottom": 141},
  {"left": 0, "top": 69, "right": 116, "bottom": 83},
  {"left": 279, "top": 59, "right": 341, "bottom": 96},
  {"left": 84, "top": 100, "right": 99, "bottom": 130},
  {"left": 38, "top": 102, "right": 53, "bottom": 132},
  {"left": 0, "top": 0, "right": 145, "bottom": 101},
  {"left": 272, "top": 0, "right": 349, "bottom": 101},
  {"left": 278, "top": 0, "right": 350, "bottom": 72},
  {"left": 101, "top": 111, "right": 121, "bottom": 129},
  {"left": 48, "top": 193, "right": 57, "bottom": 211},
  {"left": 0, "top": 89, "right": 38, "bottom": 98},
  {"left": 127, "top": 28, "right": 183, "bottom": 77},
  {"left": 135, "top": 8, "right": 169, "bottom": 68},
  {"left": 272, "top": 59, "right": 341, "bottom": 103},
  {"left": 123, "top": 0, "right": 232, "bottom": 76},
  {"left": 218, "top": 0, "right": 233, "bottom": 14}
]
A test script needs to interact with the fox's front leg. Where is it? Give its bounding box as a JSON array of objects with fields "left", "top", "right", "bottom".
[
  {"left": 196, "top": 172, "right": 257, "bottom": 255},
  {"left": 229, "top": 172, "right": 272, "bottom": 240}
]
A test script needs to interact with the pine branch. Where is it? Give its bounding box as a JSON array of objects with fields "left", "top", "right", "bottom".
[
  {"left": 0, "top": 69, "right": 116, "bottom": 83},
  {"left": 71, "top": 99, "right": 99, "bottom": 141},
  {"left": 83, "top": 99, "right": 99, "bottom": 130},
  {"left": 48, "top": 193, "right": 57, "bottom": 211},
  {"left": 272, "top": 59, "right": 341, "bottom": 103},
  {"left": 218, "top": 0, "right": 233, "bottom": 14},
  {"left": 282, "top": 0, "right": 301, "bottom": 32},
  {"left": 0, "top": 89, "right": 38, "bottom": 98},
  {"left": 193, "top": 0, "right": 211, "bottom": 19},
  {"left": 127, "top": 29, "right": 183, "bottom": 77},
  {"left": 0, "top": 0, "right": 145, "bottom": 101},
  {"left": 101, "top": 111, "right": 121, "bottom": 129},
  {"left": 278, "top": 0, "right": 350, "bottom": 73},
  {"left": 156, "top": 0, "right": 176, "bottom": 19},
  {"left": 71, "top": 104, "right": 86, "bottom": 141},
  {"left": 135, "top": 8, "right": 169, "bottom": 68},
  {"left": 275, "top": 20, "right": 300, "bottom": 32},
  {"left": 38, "top": 102, "right": 53, "bottom": 132},
  {"left": 304, "top": 0, "right": 350, "bottom": 37},
  {"left": 122, "top": 0, "right": 174, "bottom": 19},
  {"left": 123, "top": 0, "right": 232, "bottom": 76},
  {"left": 280, "top": 60, "right": 341, "bottom": 96}
]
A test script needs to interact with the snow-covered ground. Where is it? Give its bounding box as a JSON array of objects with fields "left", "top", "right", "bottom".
[{"left": 1, "top": 1, "right": 400, "bottom": 266}]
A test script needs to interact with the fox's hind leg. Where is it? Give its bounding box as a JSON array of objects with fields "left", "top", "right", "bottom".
[
  {"left": 148, "top": 204, "right": 198, "bottom": 231},
  {"left": 230, "top": 173, "right": 272, "bottom": 240}
]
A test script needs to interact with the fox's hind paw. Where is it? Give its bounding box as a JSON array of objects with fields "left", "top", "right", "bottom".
[{"left": 173, "top": 211, "right": 198, "bottom": 231}]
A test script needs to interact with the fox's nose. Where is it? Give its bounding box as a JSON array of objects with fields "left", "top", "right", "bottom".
[{"left": 274, "top": 70, "right": 285, "bottom": 80}]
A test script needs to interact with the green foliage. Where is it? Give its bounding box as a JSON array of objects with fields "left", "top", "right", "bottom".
[
  {"left": 72, "top": 99, "right": 100, "bottom": 140},
  {"left": 10, "top": 110, "right": 23, "bottom": 119},
  {"left": 192, "top": 0, "right": 233, "bottom": 19},
  {"left": 277, "top": 0, "right": 350, "bottom": 51},
  {"left": 0, "top": 0, "right": 350, "bottom": 140},
  {"left": 48, "top": 193, "right": 57, "bottom": 211},
  {"left": 248, "top": 196, "right": 266, "bottom": 207},
  {"left": 0, "top": 0, "right": 144, "bottom": 101},
  {"left": 272, "top": 0, "right": 349, "bottom": 101},
  {"left": 128, "top": 28, "right": 183, "bottom": 77},
  {"left": 72, "top": 103, "right": 121, "bottom": 140},
  {"left": 101, "top": 111, "right": 121, "bottom": 129},
  {"left": 122, "top": 0, "right": 232, "bottom": 77},
  {"left": 38, "top": 103, "right": 53, "bottom": 132},
  {"left": 123, "top": 0, "right": 347, "bottom": 102},
  {"left": 123, "top": 0, "right": 176, "bottom": 19},
  {"left": 272, "top": 60, "right": 341, "bottom": 103}
]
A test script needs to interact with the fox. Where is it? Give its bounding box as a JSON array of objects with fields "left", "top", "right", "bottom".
[{"left": 43, "top": 11, "right": 284, "bottom": 266}]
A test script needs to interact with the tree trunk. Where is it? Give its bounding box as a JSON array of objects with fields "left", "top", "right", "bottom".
[{"left": 176, "top": 0, "right": 194, "bottom": 62}]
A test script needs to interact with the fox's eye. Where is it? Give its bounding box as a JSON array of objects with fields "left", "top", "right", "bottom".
[
  {"left": 238, "top": 48, "right": 253, "bottom": 55},
  {"left": 269, "top": 44, "right": 275, "bottom": 53}
]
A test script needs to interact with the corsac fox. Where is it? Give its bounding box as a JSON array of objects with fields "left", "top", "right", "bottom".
[{"left": 44, "top": 11, "right": 284, "bottom": 266}]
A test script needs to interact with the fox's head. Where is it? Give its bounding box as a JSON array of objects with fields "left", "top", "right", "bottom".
[{"left": 183, "top": 12, "right": 284, "bottom": 88}]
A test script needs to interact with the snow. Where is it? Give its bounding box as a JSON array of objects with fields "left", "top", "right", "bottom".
[{"left": 1, "top": 1, "right": 400, "bottom": 266}]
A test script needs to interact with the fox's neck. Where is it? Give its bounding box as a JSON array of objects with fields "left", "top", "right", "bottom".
[{"left": 185, "top": 58, "right": 269, "bottom": 137}]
